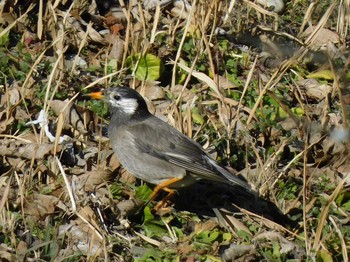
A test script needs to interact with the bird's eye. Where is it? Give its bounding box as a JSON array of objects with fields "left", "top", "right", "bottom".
[{"left": 113, "top": 94, "right": 121, "bottom": 101}]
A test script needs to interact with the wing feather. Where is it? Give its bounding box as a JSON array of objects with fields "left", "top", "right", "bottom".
[{"left": 126, "top": 116, "right": 249, "bottom": 188}]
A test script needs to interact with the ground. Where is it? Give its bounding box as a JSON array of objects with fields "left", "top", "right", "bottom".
[{"left": 0, "top": 0, "right": 349, "bottom": 261}]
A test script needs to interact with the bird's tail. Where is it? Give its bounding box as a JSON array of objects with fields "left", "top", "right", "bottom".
[{"left": 211, "top": 160, "right": 251, "bottom": 190}]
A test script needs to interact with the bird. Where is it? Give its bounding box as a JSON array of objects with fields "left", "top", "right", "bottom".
[{"left": 86, "top": 86, "right": 250, "bottom": 209}]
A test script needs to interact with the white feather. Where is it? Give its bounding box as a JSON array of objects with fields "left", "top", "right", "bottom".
[{"left": 110, "top": 97, "right": 138, "bottom": 115}]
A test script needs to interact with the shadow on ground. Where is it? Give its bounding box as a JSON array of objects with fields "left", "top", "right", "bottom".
[{"left": 170, "top": 181, "right": 299, "bottom": 228}]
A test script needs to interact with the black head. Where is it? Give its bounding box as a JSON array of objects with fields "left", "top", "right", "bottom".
[{"left": 104, "top": 87, "right": 151, "bottom": 120}]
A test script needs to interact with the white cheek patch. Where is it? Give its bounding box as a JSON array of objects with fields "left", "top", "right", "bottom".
[{"left": 111, "top": 98, "right": 138, "bottom": 115}]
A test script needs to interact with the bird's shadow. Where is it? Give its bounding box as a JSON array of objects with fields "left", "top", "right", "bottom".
[{"left": 170, "top": 181, "right": 298, "bottom": 228}]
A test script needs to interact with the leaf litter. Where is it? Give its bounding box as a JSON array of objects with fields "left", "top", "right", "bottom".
[{"left": 0, "top": 0, "right": 349, "bottom": 261}]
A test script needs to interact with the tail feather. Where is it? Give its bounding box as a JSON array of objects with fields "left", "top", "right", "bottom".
[{"left": 207, "top": 158, "right": 251, "bottom": 190}]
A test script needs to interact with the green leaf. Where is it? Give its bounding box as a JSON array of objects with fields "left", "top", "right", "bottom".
[
  {"left": 142, "top": 207, "right": 168, "bottom": 237},
  {"left": 218, "top": 39, "right": 229, "bottom": 50},
  {"left": 342, "top": 200, "right": 350, "bottom": 211},
  {"left": 88, "top": 99, "right": 109, "bottom": 118},
  {"left": 316, "top": 249, "right": 333, "bottom": 262},
  {"left": 126, "top": 53, "right": 164, "bottom": 80},
  {"left": 336, "top": 191, "right": 350, "bottom": 211},
  {"left": 291, "top": 107, "right": 304, "bottom": 117},
  {"left": 135, "top": 249, "right": 179, "bottom": 262},
  {"left": 222, "top": 232, "right": 232, "bottom": 244},
  {"left": 275, "top": 106, "right": 303, "bottom": 120},
  {"left": 195, "top": 229, "right": 219, "bottom": 244},
  {"left": 205, "top": 255, "right": 222, "bottom": 262},
  {"left": 0, "top": 51, "right": 9, "bottom": 67},
  {"left": 143, "top": 206, "right": 155, "bottom": 223},
  {"left": 135, "top": 184, "right": 153, "bottom": 201},
  {"left": 172, "top": 226, "right": 184, "bottom": 239},
  {"left": 143, "top": 223, "right": 168, "bottom": 238},
  {"left": 108, "top": 58, "right": 118, "bottom": 70},
  {"left": 276, "top": 107, "right": 288, "bottom": 119},
  {"left": 307, "top": 70, "right": 334, "bottom": 80},
  {"left": 0, "top": 30, "right": 10, "bottom": 47},
  {"left": 109, "top": 183, "right": 123, "bottom": 199},
  {"left": 20, "top": 60, "right": 30, "bottom": 73},
  {"left": 192, "top": 112, "right": 204, "bottom": 125},
  {"left": 227, "top": 73, "right": 242, "bottom": 86},
  {"left": 272, "top": 241, "right": 281, "bottom": 258},
  {"left": 17, "top": 41, "right": 24, "bottom": 53},
  {"left": 237, "top": 230, "right": 252, "bottom": 241}
]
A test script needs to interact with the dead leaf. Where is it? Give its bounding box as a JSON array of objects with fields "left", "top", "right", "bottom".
[
  {"left": 73, "top": 170, "right": 111, "bottom": 192},
  {"left": 15, "top": 107, "right": 29, "bottom": 122},
  {"left": 108, "top": 152, "right": 121, "bottom": 170},
  {"left": 302, "top": 26, "right": 340, "bottom": 48},
  {"left": 50, "top": 100, "right": 89, "bottom": 134},
  {"left": 219, "top": 210, "right": 252, "bottom": 234},
  {"left": 142, "top": 83, "right": 165, "bottom": 101},
  {"left": 279, "top": 118, "right": 298, "bottom": 131},
  {"left": 0, "top": 140, "right": 54, "bottom": 159},
  {"left": 171, "top": 0, "right": 192, "bottom": 19},
  {"left": 58, "top": 219, "right": 103, "bottom": 257},
  {"left": 170, "top": 85, "right": 195, "bottom": 102},
  {"left": 15, "top": 241, "right": 27, "bottom": 262},
  {"left": 221, "top": 243, "right": 255, "bottom": 261},
  {"left": 120, "top": 168, "right": 137, "bottom": 185},
  {"left": 8, "top": 87, "right": 20, "bottom": 105},
  {"left": 194, "top": 220, "right": 217, "bottom": 234},
  {"left": 255, "top": 0, "right": 285, "bottom": 13},
  {"left": 116, "top": 198, "right": 144, "bottom": 217},
  {"left": 0, "top": 110, "right": 14, "bottom": 134},
  {"left": 0, "top": 244, "right": 13, "bottom": 261},
  {"left": 253, "top": 231, "right": 299, "bottom": 254},
  {"left": 107, "top": 34, "right": 124, "bottom": 61},
  {"left": 298, "top": 79, "right": 332, "bottom": 100},
  {"left": 218, "top": 75, "right": 238, "bottom": 89},
  {"left": 177, "top": 244, "right": 194, "bottom": 254},
  {"left": 24, "top": 194, "right": 59, "bottom": 220}
]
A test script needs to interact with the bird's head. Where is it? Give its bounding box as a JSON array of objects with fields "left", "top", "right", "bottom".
[{"left": 86, "top": 87, "right": 151, "bottom": 119}]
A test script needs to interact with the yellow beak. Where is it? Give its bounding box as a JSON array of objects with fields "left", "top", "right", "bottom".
[{"left": 86, "top": 91, "right": 104, "bottom": 100}]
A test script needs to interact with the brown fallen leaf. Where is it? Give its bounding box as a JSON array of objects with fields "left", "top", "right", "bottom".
[
  {"left": 302, "top": 26, "right": 340, "bottom": 48},
  {"left": 24, "top": 194, "right": 59, "bottom": 220},
  {"left": 177, "top": 244, "right": 194, "bottom": 255},
  {"left": 252, "top": 231, "right": 299, "bottom": 254},
  {"left": 106, "top": 34, "right": 124, "bottom": 61},
  {"left": 120, "top": 168, "right": 137, "bottom": 185},
  {"left": 0, "top": 140, "right": 54, "bottom": 159},
  {"left": 298, "top": 78, "right": 332, "bottom": 100},
  {"left": 58, "top": 219, "right": 103, "bottom": 257},
  {"left": 0, "top": 244, "right": 13, "bottom": 261},
  {"left": 8, "top": 87, "right": 21, "bottom": 105},
  {"left": 15, "top": 240, "right": 27, "bottom": 262},
  {"left": 141, "top": 84, "right": 165, "bottom": 101},
  {"left": 73, "top": 170, "right": 111, "bottom": 192},
  {"left": 50, "top": 100, "right": 89, "bottom": 134},
  {"left": 116, "top": 198, "right": 144, "bottom": 217},
  {"left": 170, "top": 84, "right": 196, "bottom": 102},
  {"left": 218, "top": 75, "right": 239, "bottom": 89},
  {"left": 108, "top": 152, "right": 121, "bottom": 170},
  {"left": 194, "top": 220, "right": 218, "bottom": 234},
  {"left": 221, "top": 243, "right": 256, "bottom": 261},
  {"left": 0, "top": 109, "right": 14, "bottom": 134}
]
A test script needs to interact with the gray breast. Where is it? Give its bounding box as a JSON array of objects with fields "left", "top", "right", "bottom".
[{"left": 108, "top": 125, "right": 195, "bottom": 187}]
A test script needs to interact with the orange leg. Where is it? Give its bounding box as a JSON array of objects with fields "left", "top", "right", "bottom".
[
  {"left": 153, "top": 187, "right": 176, "bottom": 211},
  {"left": 150, "top": 177, "right": 182, "bottom": 210},
  {"left": 150, "top": 177, "right": 182, "bottom": 200}
]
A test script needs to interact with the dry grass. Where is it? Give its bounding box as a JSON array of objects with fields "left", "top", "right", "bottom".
[{"left": 0, "top": 0, "right": 349, "bottom": 261}]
